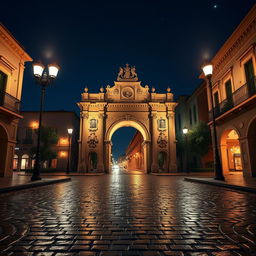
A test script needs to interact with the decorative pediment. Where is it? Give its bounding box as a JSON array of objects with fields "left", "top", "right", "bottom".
[{"left": 105, "top": 81, "right": 149, "bottom": 102}]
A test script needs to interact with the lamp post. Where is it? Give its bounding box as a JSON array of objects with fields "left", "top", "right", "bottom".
[
  {"left": 202, "top": 63, "right": 224, "bottom": 180},
  {"left": 66, "top": 128, "right": 73, "bottom": 174},
  {"left": 31, "top": 62, "right": 60, "bottom": 181},
  {"left": 182, "top": 127, "right": 189, "bottom": 173}
]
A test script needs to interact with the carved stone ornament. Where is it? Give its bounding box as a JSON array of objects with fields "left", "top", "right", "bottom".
[
  {"left": 87, "top": 132, "right": 98, "bottom": 148},
  {"left": 117, "top": 64, "right": 138, "bottom": 81},
  {"left": 157, "top": 131, "right": 168, "bottom": 148},
  {"left": 122, "top": 87, "right": 134, "bottom": 98}
]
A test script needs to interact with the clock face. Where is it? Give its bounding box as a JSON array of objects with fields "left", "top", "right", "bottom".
[{"left": 122, "top": 87, "right": 134, "bottom": 99}]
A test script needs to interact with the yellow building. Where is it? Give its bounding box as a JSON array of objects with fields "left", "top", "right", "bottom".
[
  {"left": 77, "top": 64, "right": 177, "bottom": 173},
  {"left": 204, "top": 4, "right": 256, "bottom": 177},
  {"left": 0, "top": 23, "right": 32, "bottom": 177}
]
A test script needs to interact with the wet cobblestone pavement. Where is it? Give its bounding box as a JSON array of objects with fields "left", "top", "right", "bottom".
[{"left": 0, "top": 174, "right": 256, "bottom": 256}]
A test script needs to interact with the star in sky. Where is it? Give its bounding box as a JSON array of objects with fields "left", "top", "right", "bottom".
[{"left": 213, "top": 4, "right": 218, "bottom": 9}]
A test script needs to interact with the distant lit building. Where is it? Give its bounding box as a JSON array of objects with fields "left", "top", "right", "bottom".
[
  {"left": 15, "top": 111, "right": 79, "bottom": 171},
  {"left": 175, "top": 81, "right": 213, "bottom": 170},
  {"left": 203, "top": 4, "right": 256, "bottom": 176},
  {"left": 125, "top": 131, "right": 144, "bottom": 172},
  {"left": 0, "top": 23, "right": 32, "bottom": 177}
]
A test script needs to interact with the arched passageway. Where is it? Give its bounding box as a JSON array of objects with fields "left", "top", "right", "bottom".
[
  {"left": 220, "top": 129, "right": 242, "bottom": 174},
  {"left": 247, "top": 118, "right": 256, "bottom": 176},
  {"left": 111, "top": 127, "right": 145, "bottom": 173},
  {"left": 0, "top": 125, "right": 8, "bottom": 176},
  {"left": 105, "top": 119, "right": 150, "bottom": 174}
]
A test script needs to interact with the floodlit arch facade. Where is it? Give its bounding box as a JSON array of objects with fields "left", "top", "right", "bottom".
[{"left": 77, "top": 64, "right": 177, "bottom": 173}]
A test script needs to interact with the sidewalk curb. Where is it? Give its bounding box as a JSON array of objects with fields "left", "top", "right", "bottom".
[
  {"left": 18, "top": 173, "right": 105, "bottom": 176},
  {"left": 184, "top": 177, "right": 256, "bottom": 194},
  {"left": 0, "top": 177, "right": 71, "bottom": 194}
]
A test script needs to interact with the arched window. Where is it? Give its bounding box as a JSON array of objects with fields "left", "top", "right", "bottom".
[{"left": 21, "top": 154, "right": 29, "bottom": 170}]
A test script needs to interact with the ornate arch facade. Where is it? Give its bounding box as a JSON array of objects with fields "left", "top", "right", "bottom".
[{"left": 77, "top": 65, "right": 177, "bottom": 173}]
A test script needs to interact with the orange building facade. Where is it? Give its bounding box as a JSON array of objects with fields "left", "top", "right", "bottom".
[
  {"left": 125, "top": 131, "right": 144, "bottom": 171},
  {"left": 204, "top": 4, "right": 256, "bottom": 177},
  {"left": 15, "top": 111, "right": 79, "bottom": 171},
  {"left": 0, "top": 23, "right": 32, "bottom": 177}
]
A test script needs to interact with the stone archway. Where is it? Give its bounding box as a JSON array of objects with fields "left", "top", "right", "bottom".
[
  {"left": 77, "top": 64, "right": 177, "bottom": 173},
  {"left": 247, "top": 117, "right": 256, "bottom": 177},
  {"left": 105, "top": 119, "right": 151, "bottom": 173},
  {"left": 220, "top": 128, "right": 242, "bottom": 175},
  {"left": 0, "top": 124, "right": 8, "bottom": 177}
]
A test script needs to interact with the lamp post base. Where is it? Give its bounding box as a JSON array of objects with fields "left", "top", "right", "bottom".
[
  {"left": 214, "top": 175, "right": 225, "bottom": 181},
  {"left": 31, "top": 175, "right": 42, "bottom": 181}
]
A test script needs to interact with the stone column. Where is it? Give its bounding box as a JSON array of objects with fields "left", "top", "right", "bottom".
[
  {"left": 167, "top": 111, "right": 177, "bottom": 172},
  {"left": 97, "top": 112, "right": 105, "bottom": 172},
  {"left": 239, "top": 136, "right": 250, "bottom": 177},
  {"left": 151, "top": 112, "right": 158, "bottom": 172},
  {"left": 142, "top": 140, "right": 151, "bottom": 173},
  {"left": 78, "top": 111, "right": 89, "bottom": 172},
  {"left": 104, "top": 140, "right": 112, "bottom": 173}
]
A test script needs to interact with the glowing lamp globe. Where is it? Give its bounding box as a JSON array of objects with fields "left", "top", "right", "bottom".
[
  {"left": 183, "top": 127, "right": 188, "bottom": 135},
  {"left": 33, "top": 62, "right": 45, "bottom": 77},
  {"left": 202, "top": 63, "right": 213, "bottom": 77},
  {"left": 48, "top": 64, "right": 60, "bottom": 78},
  {"left": 67, "top": 128, "right": 73, "bottom": 135}
]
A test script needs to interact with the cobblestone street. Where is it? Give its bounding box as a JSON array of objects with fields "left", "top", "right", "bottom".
[{"left": 0, "top": 174, "right": 256, "bottom": 256}]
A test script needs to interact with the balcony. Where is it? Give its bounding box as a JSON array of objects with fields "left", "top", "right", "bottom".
[
  {"left": 0, "top": 91, "right": 21, "bottom": 114},
  {"left": 209, "top": 77, "right": 256, "bottom": 121}
]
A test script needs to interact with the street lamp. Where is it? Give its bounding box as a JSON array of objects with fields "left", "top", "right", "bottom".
[
  {"left": 202, "top": 63, "right": 224, "bottom": 180},
  {"left": 31, "top": 62, "right": 60, "bottom": 181},
  {"left": 66, "top": 128, "right": 73, "bottom": 174},
  {"left": 182, "top": 127, "right": 189, "bottom": 173}
]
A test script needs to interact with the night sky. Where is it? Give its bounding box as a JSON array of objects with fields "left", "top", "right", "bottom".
[{"left": 1, "top": 0, "right": 255, "bottom": 159}]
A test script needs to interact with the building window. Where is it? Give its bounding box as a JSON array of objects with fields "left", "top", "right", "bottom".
[
  {"left": 0, "top": 71, "right": 7, "bottom": 105},
  {"left": 193, "top": 105, "right": 197, "bottom": 123},
  {"left": 158, "top": 118, "right": 166, "bottom": 130},
  {"left": 189, "top": 108, "right": 192, "bottom": 125},
  {"left": 13, "top": 154, "right": 18, "bottom": 170},
  {"left": 90, "top": 119, "right": 98, "bottom": 129},
  {"left": 244, "top": 58, "right": 255, "bottom": 94},
  {"left": 225, "top": 79, "right": 233, "bottom": 101},
  {"left": 214, "top": 91, "right": 220, "bottom": 115}
]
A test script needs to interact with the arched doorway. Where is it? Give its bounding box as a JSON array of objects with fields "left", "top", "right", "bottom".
[
  {"left": 0, "top": 124, "right": 8, "bottom": 177},
  {"left": 220, "top": 129, "right": 242, "bottom": 174},
  {"left": 247, "top": 117, "right": 256, "bottom": 176},
  {"left": 111, "top": 127, "right": 144, "bottom": 173},
  {"left": 13, "top": 154, "right": 18, "bottom": 170},
  {"left": 21, "top": 154, "right": 29, "bottom": 170},
  {"left": 105, "top": 119, "right": 150, "bottom": 174}
]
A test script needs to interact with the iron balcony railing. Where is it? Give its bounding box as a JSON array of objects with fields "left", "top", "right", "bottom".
[
  {"left": 209, "top": 76, "right": 256, "bottom": 121},
  {"left": 0, "top": 91, "right": 21, "bottom": 114}
]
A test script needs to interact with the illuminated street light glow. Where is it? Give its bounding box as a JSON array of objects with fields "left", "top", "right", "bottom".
[
  {"left": 33, "top": 62, "right": 44, "bottom": 77},
  {"left": 202, "top": 63, "right": 213, "bottom": 77},
  {"left": 48, "top": 64, "right": 60, "bottom": 78}
]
